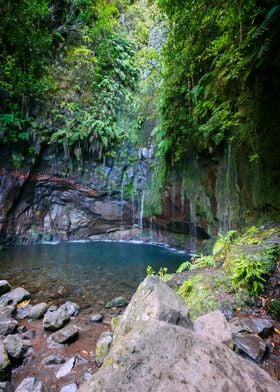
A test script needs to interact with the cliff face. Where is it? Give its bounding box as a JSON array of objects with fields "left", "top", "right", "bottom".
[{"left": 1, "top": 139, "right": 279, "bottom": 250}]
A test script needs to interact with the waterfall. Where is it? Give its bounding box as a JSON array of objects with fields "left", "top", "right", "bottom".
[
  {"left": 120, "top": 176, "right": 125, "bottom": 238},
  {"left": 216, "top": 143, "right": 241, "bottom": 232},
  {"left": 139, "top": 190, "right": 145, "bottom": 239}
]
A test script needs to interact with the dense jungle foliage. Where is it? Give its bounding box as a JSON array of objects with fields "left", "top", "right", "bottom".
[
  {"left": 1, "top": 0, "right": 280, "bottom": 168},
  {"left": 157, "top": 0, "right": 280, "bottom": 165}
]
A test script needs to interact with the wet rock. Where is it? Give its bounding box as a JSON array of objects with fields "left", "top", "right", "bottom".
[
  {"left": 114, "top": 276, "right": 192, "bottom": 341},
  {"left": 80, "top": 320, "right": 280, "bottom": 392},
  {"left": 95, "top": 332, "right": 113, "bottom": 366},
  {"left": 28, "top": 303, "right": 48, "bottom": 320},
  {"left": 230, "top": 317, "right": 274, "bottom": 338},
  {"left": 60, "top": 384, "right": 78, "bottom": 392},
  {"left": 0, "top": 381, "right": 13, "bottom": 392},
  {"left": 15, "top": 377, "right": 45, "bottom": 392},
  {"left": 0, "top": 320, "right": 18, "bottom": 337},
  {"left": 233, "top": 334, "right": 267, "bottom": 362},
  {"left": 193, "top": 310, "right": 232, "bottom": 346},
  {"left": 52, "top": 325, "right": 79, "bottom": 344},
  {"left": 0, "top": 343, "right": 11, "bottom": 382},
  {"left": 0, "top": 282, "right": 11, "bottom": 297},
  {"left": 16, "top": 305, "right": 32, "bottom": 320},
  {"left": 0, "top": 288, "right": 30, "bottom": 306},
  {"left": 42, "top": 354, "right": 65, "bottom": 367},
  {"left": 4, "top": 335, "right": 27, "bottom": 360},
  {"left": 61, "top": 302, "right": 80, "bottom": 317},
  {"left": 89, "top": 313, "right": 103, "bottom": 323},
  {"left": 43, "top": 307, "right": 70, "bottom": 331},
  {"left": 105, "top": 296, "right": 128, "bottom": 309},
  {"left": 56, "top": 357, "right": 76, "bottom": 379}
]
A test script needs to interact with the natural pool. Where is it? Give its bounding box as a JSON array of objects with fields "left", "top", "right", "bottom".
[{"left": 0, "top": 241, "right": 188, "bottom": 306}]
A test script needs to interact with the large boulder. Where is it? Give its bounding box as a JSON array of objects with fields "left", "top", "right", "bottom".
[
  {"left": 43, "top": 307, "right": 70, "bottom": 331},
  {"left": 0, "top": 288, "right": 30, "bottom": 306},
  {"left": 113, "top": 276, "right": 192, "bottom": 340},
  {"left": 80, "top": 320, "right": 280, "bottom": 392},
  {"left": 193, "top": 310, "right": 232, "bottom": 346},
  {"left": 0, "top": 343, "right": 11, "bottom": 382}
]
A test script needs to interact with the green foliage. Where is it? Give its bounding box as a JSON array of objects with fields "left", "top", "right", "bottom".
[
  {"left": 178, "top": 274, "right": 218, "bottom": 318},
  {"left": 226, "top": 249, "right": 277, "bottom": 295},
  {"left": 0, "top": 0, "right": 139, "bottom": 161},
  {"left": 176, "top": 260, "right": 192, "bottom": 273},
  {"left": 268, "top": 299, "right": 280, "bottom": 320},
  {"left": 191, "top": 255, "right": 217, "bottom": 270},
  {"left": 213, "top": 230, "right": 238, "bottom": 256},
  {"left": 156, "top": 0, "right": 280, "bottom": 164},
  {"left": 146, "top": 265, "right": 155, "bottom": 276}
]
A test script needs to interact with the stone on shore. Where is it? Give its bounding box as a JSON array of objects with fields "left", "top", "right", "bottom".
[
  {"left": 0, "top": 282, "right": 11, "bottom": 297},
  {"left": 193, "top": 310, "right": 232, "bottom": 345},
  {"left": 80, "top": 320, "right": 280, "bottom": 392},
  {"left": 61, "top": 302, "right": 80, "bottom": 317},
  {"left": 105, "top": 296, "right": 128, "bottom": 309},
  {"left": 43, "top": 307, "right": 70, "bottom": 331},
  {"left": 15, "top": 377, "right": 45, "bottom": 392},
  {"left": 56, "top": 357, "right": 76, "bottom": 379},
  {"left": 113, "top": 276, "right": 192, "bottom": 340},
  {"left": 89, "top": 313, "right": 103, "bottom": 323},
  {"left": 0, "top": 321, "right": 18, "bottom": 337},
  {"left": 4, "top": 335, "right": 27, "bottom": 360},
  {"left": 0, "top": 288, "right": 30, "bottom": 306},
  {"left": 0, "top": 381, "right": 13, "bottom": 392},
  {"left": 0, "top": 343, "right": 11, "bottom": 382},
  {"left": 52, "top": 325, "right": 78, "bottom": 344},
  {"left": 29, "top": 303, "right": 48, "bottom": 320},
  {"left": 233, "top": 333, "right": 267, "bottom": 362},
  {"left": 60, "top": 384, "right": 78, "bottom": 392}
]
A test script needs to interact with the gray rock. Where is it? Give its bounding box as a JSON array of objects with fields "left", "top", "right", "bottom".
[
  {"left": 105, "top": 296, "right": 128, "bottom": 309},
  {"left": 61, "top": 302, "right": 80, "bottom": 317},
  {"left": 43, "top": 307, "right": 70, "bottom": 331},
  {"left": 16, "top": 304, "right": 32, "bottom": 320},
  {"left": 59, "top": 384, "right": 78, "bottom": 392},
  {"left": 0, "top": 282, "right": 11, "bottom": 297},
  {"left": 80, "top": 320, "right": 280, "bottom": 392},
  {"left": 15, "top": 377, "right": 45, "bottom": 392},
  {"left": 89, "top": 313, "right": 103, "bottom": 323},
  {"left": 0, "top": 288, "right": 30, "bottom": 306},
  {"left": 52, "top": 325, "right": 78, "bottom": 344},
  {"left": 233, "top": 333, "right": 267, "bottom": 362},
  {"left": 114, "top": 276, "right": 192, "bottom": 340},
  {"left": 4, "top": 335, "right": 27, "bottom": 360},
  {"left": 0, "top": 304, "right": 15, "bottom": 321},
  {"left": 56, "top": 357, "right": 76, "bottom": 379},
  {"left": 0, "top": 320, "right": 18, "bottom": 337},
  {"left": 95, "top": 332, "right": 112, "bottom": 366},
  {"left": 42, "top": 354, "right": 65, "bottom": 367},
  {"left": 29, "top": 303, "right": 48, "bottom": 320},
  {"left": 0, "top": 382, "right": 13, "bottom": 392},
  {"left": 193, "top": 310, "right": 232, "bottom": 345},
  {"left": 0, "top": 343, "right": 11, "bottom": 382},
  {"left": 229, "top": 317, "right": 274, "bottom": 337}
]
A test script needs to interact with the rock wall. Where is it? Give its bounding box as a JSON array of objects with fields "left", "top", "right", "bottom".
[{"left": 0, "top": 141, "right": 279, "bottom": 250}]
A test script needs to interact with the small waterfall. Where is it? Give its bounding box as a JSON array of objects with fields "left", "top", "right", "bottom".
[
  {"left": 216, "top": 143, "right": 241, "bottom": 232},
  {"left": 120, "top": 176, "right": 125, "bottom": 238},
  {"left": 189, "top": 200, "right": 197, "bottom": 252},
  {"left": 139, "top": 190, "right": 145, "bottom": 239}
]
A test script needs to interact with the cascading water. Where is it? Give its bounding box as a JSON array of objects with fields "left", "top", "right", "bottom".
[{"left": 139, "top": 190, "right": 145, "bottom": 239}]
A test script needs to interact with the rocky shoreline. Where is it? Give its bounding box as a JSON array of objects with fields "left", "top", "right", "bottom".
[
  {"left": 0, "top": 280, "right": 128, "bottom": 391},
  {"left": 1, "top": 276, "right": 280, "bottom": 391}
]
